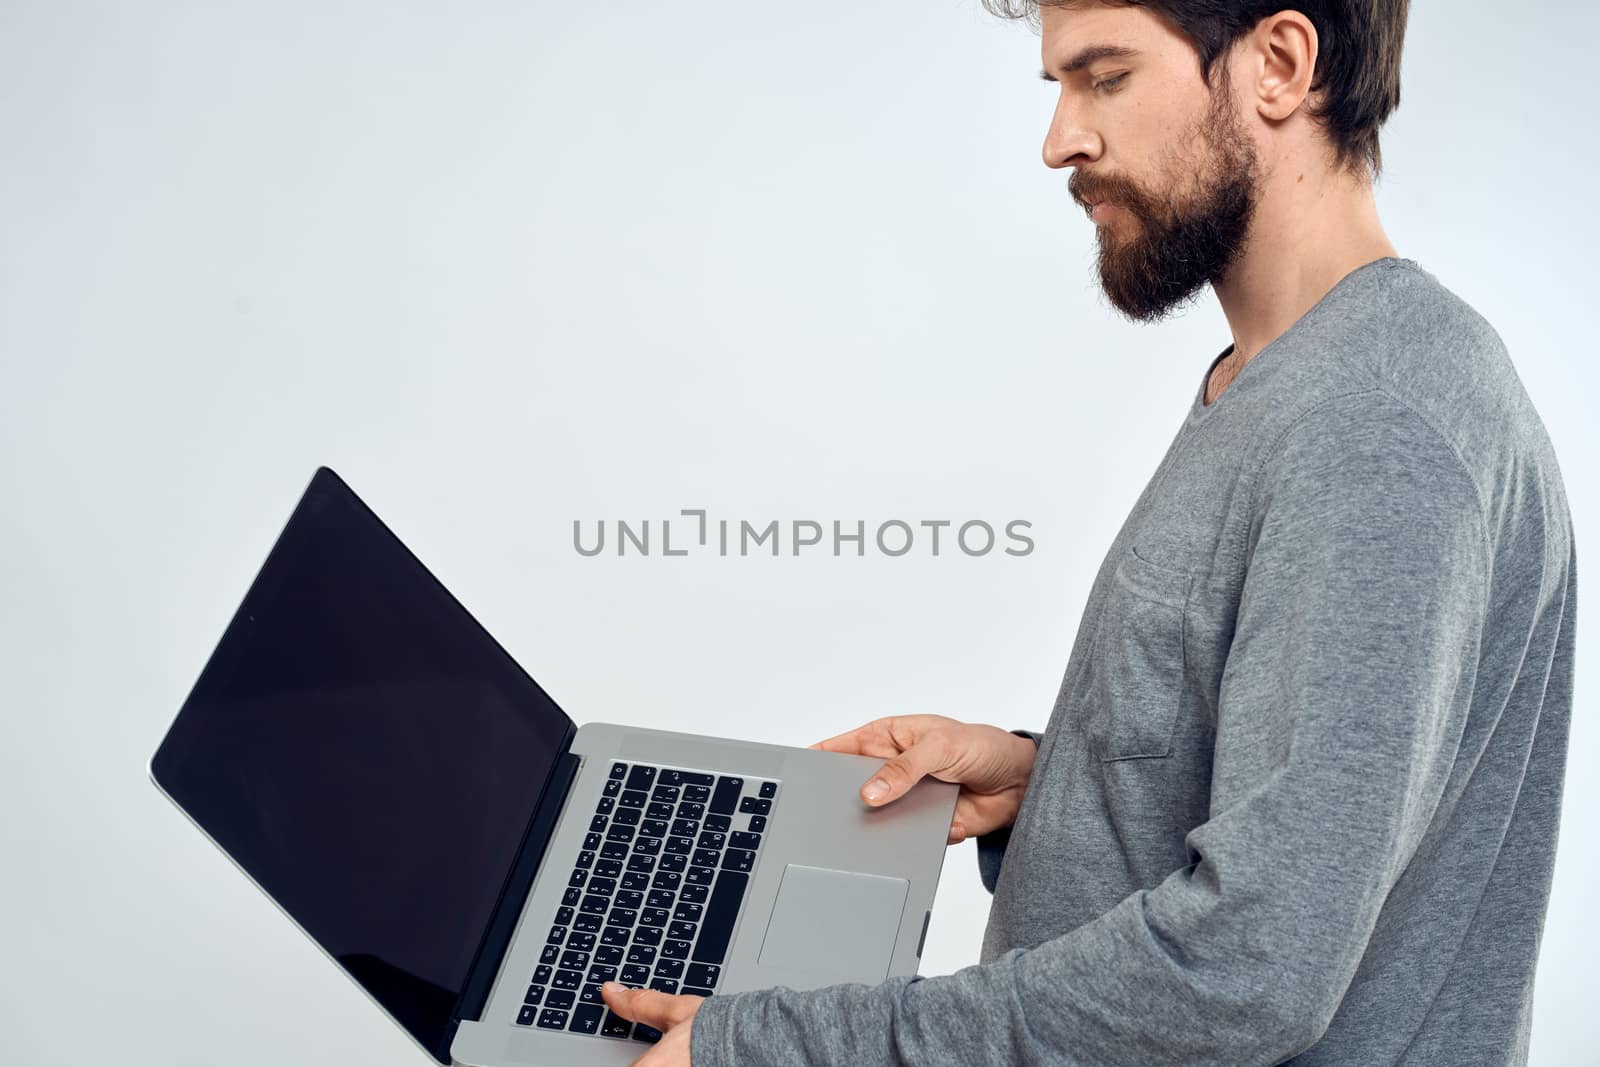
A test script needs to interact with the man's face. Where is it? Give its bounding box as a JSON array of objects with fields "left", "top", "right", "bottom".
[{"left": 1040, "top": 4, "right": 1262, "bottom": 322}]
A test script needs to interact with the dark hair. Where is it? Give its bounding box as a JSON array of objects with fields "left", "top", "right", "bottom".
[{"left": 982, "top": 0, "right": 1407, "bottom": 181}]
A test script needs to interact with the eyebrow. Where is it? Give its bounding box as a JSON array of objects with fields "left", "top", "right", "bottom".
[{"left": 1038, "top": 44, "right": 1141, "bottom": 82}]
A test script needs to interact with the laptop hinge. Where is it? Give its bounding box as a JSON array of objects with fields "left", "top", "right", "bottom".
[{"left": 446, "top": 726, "right": 580, "bottom": 1045}]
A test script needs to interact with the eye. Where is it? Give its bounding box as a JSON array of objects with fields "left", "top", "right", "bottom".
[{"left": 1094, "top": 73, "right": 1129, "bottom": 93}]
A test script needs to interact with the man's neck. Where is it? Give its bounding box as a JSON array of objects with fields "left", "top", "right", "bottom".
[{"left": 1206, "top": 167, "right": 1398, "bottom": 403}]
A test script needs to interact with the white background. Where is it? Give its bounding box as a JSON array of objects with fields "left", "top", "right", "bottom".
[{"left": 2, "top": 1, "right": 1594, "bottom": 1063}]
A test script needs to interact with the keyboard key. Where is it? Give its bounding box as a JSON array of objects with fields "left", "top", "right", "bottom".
[
  {"left": 533, "top": 964, "right": 552, "bottom": 984},
  {"left": 748, "top": 815, "right": 767, "bottom": 833},
  {"left": 610, "top": 762, "right": 628, "bottom": 779},
  {"left": 568, "top": 932, "right": 595, "bottom": 951},
  {"left": 652, "top": 870, "right": 683, "bottom": 890},
  {"left": 589, "top": 814, "right": 608, "bottom": 833},
  {"left": 567, "top": 869, "right": 586, "bottom": 889},
  {"left": 573, "top": 913, "right": 601, "bottom": 934},
  {"left": 668, "top": 920, "right": 698, "bottom": 941},
  {"left": 665, "top": 834, "right": 695, "bottom": 854},
  {"left": 729, "top": 831, "right": 761, "bottom": 851},
  {"left": 571, "top": 1003, "right": 604, "bottom": 1034},
  {"left": 595, "top": 946, "right": 623, "bottom": 966},
  {"left": 710, "top": 777, "right": 743, "bottom": 815},
  {"left": 686, "top": 865, "right": 715, "bottom": 885},
  {"left": 639, "top": 907, "right": 669, "bottom": 927},
  {"left": 606, "top": 824, "right": 635, "bottom": 843},
  {"left": 584, "top": 831, "right": 603, "bottom": 850},
  {"left": 580, "top": 894, "right": 609, "bottom": 915},
  {"left": 682, "top": 985, "right": 714, "bottom": 998},
  {"left": 547, "top": 925, "right": 566, "bottom": 944},
  {"left": 587, "top": 965, "right": 618, "bottom": 985},
  {"left": 579, "top": 982, "right": 607, "bottom": 1003},
  {"left": 615, "top": 890, "right": 644, "bottom": 910},
  {"left": 639, "top": 819, "right": 669, "bottom": 838},
  {"left": 693, "top": 871, "right": 749, "bottom": 964},
  {"left": 613, "top": 806, "right": 641, "bottom": 826},
  {"left": 650, "top": 977, "right": 679, "bottom": 994},
  {"left": 654, "top": 958, "right": 684, "bottom": 979},
  {"left": 633, "top": 924, "right": 663, "bottom": 946},
  {"left": 633, "top": 1024, "right": 663, "bottom": 1043},
  {"left": 692, "top": 847, "right": 722, "bottom": 868},
  {"left": 682, "top": 784, "right": 710, "bottom": 804},
  {"left": 651, "top": 784, "right": 680, "bottom": 803},
  {"left": 601, "top": 1011, "right": 633, "bottom": 1038},
  {"left": 739, "top": 796, "right": 772, "bottom": 816},
  {"left": 680, "top": 771, "right": 715, "bottom": 786},
  {"left": 685, "top": 963, "right": 720, "bottom": 989},
  {"left": 721, "top": 848, "right": 755, "bottom": 873},
  {"left": 657, "top": 855, "right": 687, "bottom": 875},
  {"left": 661, "top": 938, "right": 690, "bottom": 959},
  {"left": 600, "top": 841, "right": 628, "bottom": 860},
  {"left": 540, "top": 944, "right": 559, "bottom": 966},
  {"left": 560, "top": 949, "right": 591, "bottom": 971},
  {"left": 576, "top": 853, "right": 596, "bottom": 873},
  {"left": 601, "top": 925, "right": 631, "bottom": 947},
  {"left": 537, "top": 1008, "right": 569, "bottom": 1030},
  {"left": 595, "top": 796, "right": 615, "bottom": 815},
  {"left": 680, "top": 883, "right": 708, "bottom": 904},
  {"left": 674, "top": 901, "right": 703, "bottom": 923},
  {"left": 626, "top": 765, "right": 657, "bottom": 792},
  {"left": 607, "top": 908, "right": 638, "bottom": 928},
  {"left": 627, "top": 854, "right": 656, "bottom": 873},
  {"left": 647, "top": 801, "right": 674, "bottom": 819},
  {"left": 626, "top": 944, "right": 657, "bottom": 965},
  {"left": 588, "top": 876, "right": 617, "bottom": 896},
  {"left": 696, "top": 831, "right": 726, "bottom": 851},
  {"left": 759, "top": 781, "right": 777, "bottom": 798},
  {"left": 704, "top": 814, "right": 732, "bottom": 833},
  {"left": 677, "top": 802, "right": 705, "bottom": 821},
  {"left": 621, "top": 963, "right": 651, "bottom": 984},
  {"left": 595, "top": 858, "right": 623, "bottom": 878},
  {"left": 517, "top": 1004, "right": 538, "bottom": 1026},
  {"left": 524, "top": 983, "right": 545, "bottom": 1005},
  {"left": 552, "top": 969, "right": 582, "bottom": 990},
  {"left": 546, "top": 989, "right": 575, "bottom": 1010},
  {"left": 602, "top": 779, "right": 621, "bottom": 799},
  {"left": 648, "top": 889, "right": 675, "bottom": 908}
]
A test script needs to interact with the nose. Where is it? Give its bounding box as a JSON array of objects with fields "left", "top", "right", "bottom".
[{"left": 1042, "top": 95, "right": 1102, "bottom": 170}]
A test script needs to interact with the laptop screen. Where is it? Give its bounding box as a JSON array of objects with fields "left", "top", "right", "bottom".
[{"left": 150, "top": 468, "right": 573, "bottom": 1060}]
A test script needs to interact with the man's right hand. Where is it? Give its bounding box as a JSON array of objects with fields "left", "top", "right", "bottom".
[{"left": 809, "top": 714, "right": 1037, "bottom": 845}]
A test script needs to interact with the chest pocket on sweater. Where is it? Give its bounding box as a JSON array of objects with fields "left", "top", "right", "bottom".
[{"left": 1085, "top": 545, "right": 1193, "bottom": 761}]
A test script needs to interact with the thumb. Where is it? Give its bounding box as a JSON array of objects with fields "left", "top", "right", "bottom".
[{"left": 862, "top": 734, "right": 952, "bottom": 806}]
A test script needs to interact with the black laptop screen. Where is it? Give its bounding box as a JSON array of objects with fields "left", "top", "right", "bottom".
[{"left": 151, "top": 469, "right": 573, "bottom": 1060}]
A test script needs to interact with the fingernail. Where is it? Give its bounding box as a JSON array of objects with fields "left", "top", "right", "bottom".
[
  {"left": 602, "top": 981, "right": 623, "bottom": 992},
  {"left": 863, "top": 779, "right": 888, "bottom": 802}
]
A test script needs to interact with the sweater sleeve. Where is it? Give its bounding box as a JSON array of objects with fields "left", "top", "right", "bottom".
[
  {"left": 975, "top": 729, "right": 1041, "bottom": 894},
  {"left": 690, "top": 392, "right": 1491, "bottom": 1066}
]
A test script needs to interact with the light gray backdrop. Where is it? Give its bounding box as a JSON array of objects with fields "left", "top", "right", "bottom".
[{"left": 2, "top": 1, "right": 1594, "bottom": 1063}]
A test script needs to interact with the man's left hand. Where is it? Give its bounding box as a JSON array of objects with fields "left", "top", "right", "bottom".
[{"left": 600, "top": 981, "right": 704, "bottom": 1066}]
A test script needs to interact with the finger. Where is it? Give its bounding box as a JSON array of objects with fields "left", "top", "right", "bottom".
[
  {"left": 862, "top": 733, "right": 955, "bottom": 806},
  {"left": 811, "top": 719, "right": 890, "bottom": 754},
  {"left": 601, "top": 982, "right": 696, "bottom": 1028}
]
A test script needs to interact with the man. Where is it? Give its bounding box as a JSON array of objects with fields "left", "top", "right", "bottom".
[{"left": 600, "top": 0, "right": 1578, "bottom": 1062}]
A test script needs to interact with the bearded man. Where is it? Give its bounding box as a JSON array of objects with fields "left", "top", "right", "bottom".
[{"left": 601, "top": 3, "right": 1578, "bottom": 1063}]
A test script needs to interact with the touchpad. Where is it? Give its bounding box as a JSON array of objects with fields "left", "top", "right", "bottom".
[{"left": 757, "top": 865, "right": 909, "bottom": 984}]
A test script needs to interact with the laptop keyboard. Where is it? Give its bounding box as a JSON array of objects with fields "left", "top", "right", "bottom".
[{"left": 513, "top": 760, "right": 779, "bottom": 1043}]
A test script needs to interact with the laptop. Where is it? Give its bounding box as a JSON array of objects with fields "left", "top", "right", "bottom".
[{"left": 148, "top": 466, "right": 959, "bottom": 1065}]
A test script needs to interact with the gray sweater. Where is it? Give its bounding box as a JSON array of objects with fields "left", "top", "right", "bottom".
[{"left": 690, "top": 257, "right": 1577, "bottom": 1065}]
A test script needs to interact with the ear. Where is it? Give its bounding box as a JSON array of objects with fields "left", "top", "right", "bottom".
[{"left": 1246, "top": 10, "right": 1319, "bottom": 122}]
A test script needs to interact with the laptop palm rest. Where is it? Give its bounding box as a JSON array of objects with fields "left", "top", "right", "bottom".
[{"left": 756, "top": 864, "right": 909, "bottom": 984}]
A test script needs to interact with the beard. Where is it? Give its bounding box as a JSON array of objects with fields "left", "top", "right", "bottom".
[{"left": 1075, "top": 83, "right": 1262, "bottom": 323}]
